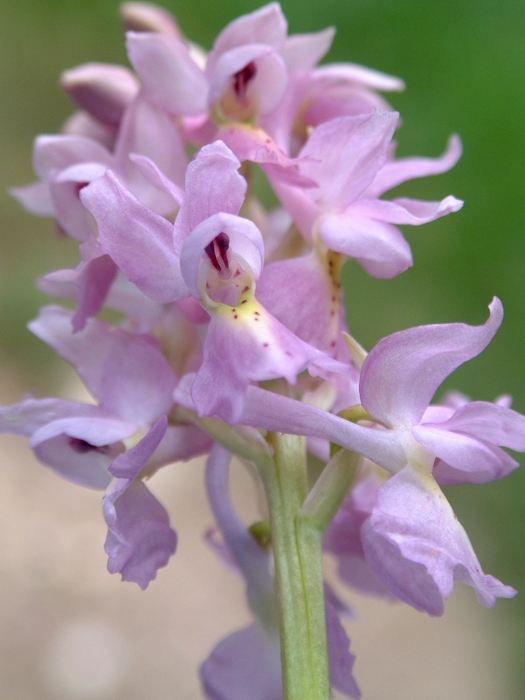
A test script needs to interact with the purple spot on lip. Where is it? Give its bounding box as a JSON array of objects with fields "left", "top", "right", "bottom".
[{"left": 263, "top": 342, "right": 269, "bottom": 347}]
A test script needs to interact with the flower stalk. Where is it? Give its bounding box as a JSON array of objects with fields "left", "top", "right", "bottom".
[{"left": 262, "top": 432, "right": 330, "bottom": 700}]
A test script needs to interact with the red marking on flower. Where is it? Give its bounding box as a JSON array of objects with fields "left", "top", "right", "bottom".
[
  {"left": 69, "top": 437, "right": 99, "bottom": 453},
  {"left": 75, "top": 182, "right": 90, "bottom": 197},
  {"left": 205, "top": 232, "right": 230, "bottom": 272},
  {"left": 233, "top": 61, "right": 257, "bottom": 101}
]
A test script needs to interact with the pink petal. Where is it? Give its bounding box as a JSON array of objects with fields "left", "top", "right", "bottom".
[
  {"left": 414, "top": 425, "right": 519, "bottom": 484},
  {"left": 126, "top": 32, "right": 208, "bottom": 115},
  {"left": 129, "top": 153, "right": 184, "bottom": 207},
  {"left": 256, "top": 252, "right": 344, "bottom": 354},
  {"left": 312, "top": 63, "right": 405, "bottom": 92},
  {"left": 28, "top": 305, "right": 177, "bottom": 425},
  {"left": 281, "top": 27, "right": 335, "bottom": 72},
  {"left": 298, "top": 110, "right": 399, "bottom": 209},
  {"left": 359, "top": 298, "right": 503, "bottom": 427},
  {"left": 319, "top": 212, "right": 412, "bottom": 278},
  {"left": 10, "top": 181, "right": 54, "bottom": 216},
  {"left": 34, "top": 431, "right": 123, "bottom": 489},
  {"left": 366, "top": 135, "right": 462, "bottom": 198},
  {"left": 173, "top": 141, "right": 246, "bottom": 248},
  {"left": 240, "top": 386, "right": 407, "bottom": 471},
  {"left": 113, "top": 95, "right": 188, "bottom": 212},
  {"left": 361, "top": 467, "right": 516, "bottom": 615},
  {"left": 61, "top": 110, "right": 116, "bottom": 149},
  {"left": 81, "top": 171, "right": 187, "bottom": 302},
  {"left": 103, "top": 416, "right": 176, "bottom": 589},
  {"left": 32, "top": 134, "right": 111, "bottom": 180},
  {"left": 219, "top": 125, "right": 317, "bottom": 187},
  {"left": 51, "top": 161, "right": 108, "bottom": 240},
  {"left": 425, "top": 400, "right": 525, "bottom": 450},
  {"left": 350, "top": 195, "right": 463, "bottom": 225},
  {"left": 119, "top": 2, "right": 182, "bottom": 35},
  {"left": 191, "top": 305, "right": 332, "bottom": 424},
  {"left": 30, "top": 415, "right": 136, "bottom": 449}
]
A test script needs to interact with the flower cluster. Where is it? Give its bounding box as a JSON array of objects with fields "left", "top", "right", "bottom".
[{"left": 4, "top": 3, "right": 523, "bottom": 698}]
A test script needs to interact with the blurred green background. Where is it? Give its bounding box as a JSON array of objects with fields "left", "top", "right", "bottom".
[{"left": 0, "top": 0, "right": 524, "bottom": 695}]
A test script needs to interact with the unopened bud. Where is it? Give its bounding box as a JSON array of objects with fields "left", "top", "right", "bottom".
[
  {"left": 60, "top": 63, "right": 139, "bottom": 128},
  {"left": 119, "top": 2, "right": 182, "bottom": 36}
]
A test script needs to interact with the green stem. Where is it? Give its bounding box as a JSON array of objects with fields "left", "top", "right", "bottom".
[
  {"left": 261, "top": 432, "right": 331, "bottom": 700},
  {"left": 299, "top": 449, "right": 360, "bottom": 532}
]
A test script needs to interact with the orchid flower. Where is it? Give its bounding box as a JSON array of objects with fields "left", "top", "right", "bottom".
[
  {"left": 267, "top": 109, "right": 463, "bottom": 277},
  {"left": 4, "top": 3, "right": 522, "bottom": 698}
]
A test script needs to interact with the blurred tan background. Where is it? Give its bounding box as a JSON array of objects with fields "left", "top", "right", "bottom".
[{"left": 0, "top": 0, "right": 524, "bottom": 697}]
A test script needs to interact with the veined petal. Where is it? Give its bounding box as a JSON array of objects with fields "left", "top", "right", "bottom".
[
  {"left": 32, "top": 134, "right": 112, "bottom": 180},
  {"left": 42, "top": 236, "right": 117, "bottom": 333},
  {"left": 191, "top": 301, "right": 332, "bottom": 424},
  {"left": 424, "top": 400, "right": 525, "bottom": 451},
  {"left": 173, "top": 141, "right": 246, "bottom": 248},
  {"left": 359, "top": 298, "right": 503, "bottom": 428},
  {"left": 113, "top": 95, "right": 188, "bottom": 212},
  {"left": 30, "top": 416, "right": 135, "bottom": 449},
  {"left": 281, "top": 27, "right": 335, "bottom": 72},
  {"left": 10, "top": 181, "right": 54, "bottom": 216},
  {"left": 109, "top": 414, "right": 168, "bottom": 480},
  {"left": 361, "top": 466, "right": 516, "bottom": 615},
  {"left": 0, "top": 396, "right": 105, "bottom": 437},
  {"left": 312, "top": 63, "right": 405, "bottom": 93},
  {"left": 298, "top": 110, "right": 399, "bottom": 209},
  {"left": 319, "top": 213, "right": 412, "bottom": 278},
  {"left": 81, "top": 170, "right": 187, "bottom": 302},
  {"left": 240, "top": 386, "right": 406, "bottom": 471},
  {"left": 349, "top": 195, "right": 463, "bottom": 225},
  {"left": 219, "top": 125, "right": 317, "bottom": 188},
  {"left": 51, "top": 161, "right": 108, "bottom": 240},
  {"left": 28, "top": 305, "right": 177, "bottom": 425},
  {"left": 126, "top": 32, "right": 208, "bottom": 115},
  {"left": 103, "top": 416, "right": 176, "bottom": 589},
  {"left": 366, "top": 135, "right": 462, "bottom": 198},
  {"left": 256, "top": 252, "right": 343, "bottom": 355},
  {"left": 129, "top": 153, "right": 184, "bottom": 208},
  {"left": 414, "top": 424, "right": 519, "bottom": 484}
]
